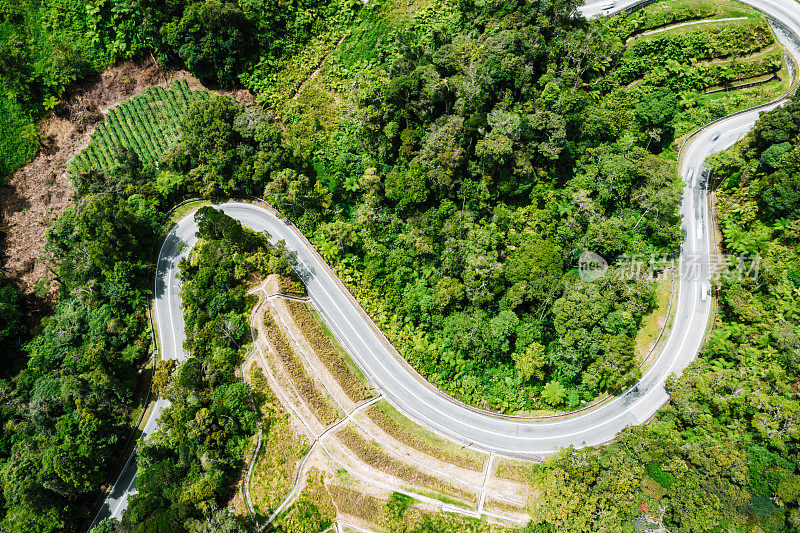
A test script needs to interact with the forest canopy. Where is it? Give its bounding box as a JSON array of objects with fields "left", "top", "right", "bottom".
[{"left": 0, "top": 0, "right": 797, "bottom": 531}]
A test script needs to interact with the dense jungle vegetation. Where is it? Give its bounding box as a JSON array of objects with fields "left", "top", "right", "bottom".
[
  {"left": 120, "top": 207, "right": 298, "bottom": 530},
  {"left": 0, "top": 0, "right": 355, "bottom": 183},
  {"left": 527, "top": 98, "right": 800, "bottom": 532},
  {"left": 0, "top": 0, "right": 797, "bottom": 530}
]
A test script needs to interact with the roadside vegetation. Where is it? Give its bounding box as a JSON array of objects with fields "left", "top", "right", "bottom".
[
  {"left": 607, "top": 0, "right": 795, "bottom": 138},
  {"left": 271, "top": 469, "right": 337, "bottom": 533},
  {"left": 612, "top": 19, "right": 776, "bottom": 87},
  {"left": 335, "top": 425, "right": 476, "bottom": 504},
  {"left": 633, "top": 270, "right": 673, "bottom": 362},
  {"left": 245, "top": 279, "right": 515, "bottom": 530},
  {"left": 365, "top": 401, "right": 486, "bottom": 472},
  {"left": 613, "top": 0, "right": 753, "bottom": 36},
  {"left": 247, "top": 364, "right": 310, "bottom": 520},
  {"left": 121, "top": 207, "right": 302, "bottom": 529},
  {"left": 0, "top": 157, "right": 161, "bottom": 531},
  {"left": 262, "top": 310, "right": 340, "bottom": 426},
  {"left": 285, "top": 300, "right": 372, "bottom": 403},
  {"left": 526, "top": 98, "right": 800, "bottom": 533},
  {"left": 247, "top": 0, "right": 793, "bottom": 418},
  {"left": 0, "top": 0, "right": 797, "bottom": 530},
  {"left": 328, "top": 487, "right": 505, "bottom": 532}
]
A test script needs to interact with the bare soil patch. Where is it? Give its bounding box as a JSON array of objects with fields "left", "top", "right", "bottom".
[
  {"left": 363, "top": 401, "right": 486, "bottom": 472},
  {"left": 334, "top": 425, "right": 477, "bottom": 504},
  {"left": 0, "top": 57, "right": 253, "bottom": 314}
]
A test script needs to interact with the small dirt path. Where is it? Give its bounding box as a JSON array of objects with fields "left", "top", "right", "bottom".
[
  {"left": 241, "top": 351, "right": 264, "bottom": 519},
  {"left": 291, "top": 35, "right": 347, "bottom": 101},
  {"left": 626, "top": 17, "right": 749, "bottom": 43}
]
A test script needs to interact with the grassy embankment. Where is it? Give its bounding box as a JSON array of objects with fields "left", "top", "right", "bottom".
[
  {"left": 247, "top": 365, "right": 312, "bottom": 519},
  {"left": 364, "top": 400, "right": 486, "bottom": 472},
  {"left": 285, "top": 300, "right": 372, "bottom": 402},
  {"left": 614, "top": 0, "right": 796, "bottom": 139},
  {"left": 334, "top": 424, "right": 477, "bottom": 504},
  {"left": 262, "top": 310, "right": 340, "bottom": 425},
  {"left": 634, "top": 270, "right": 674, "bottom": 368}
]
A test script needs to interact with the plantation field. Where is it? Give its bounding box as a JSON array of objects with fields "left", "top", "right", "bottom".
[{"left": 70, "top": 79, "right": 209, "bottom": 174}]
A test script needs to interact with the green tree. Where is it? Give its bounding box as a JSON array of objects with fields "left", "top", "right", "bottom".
[
  {"left": 542, "top": 381, "right": 566, "bottom": 407},
  {"left": 166, "top": 0, "right": 256, "bottom": 87},
  {"left": 504, "top": 238, "right": 564, "bottom": 304},
  {"left": 760, "top": 142, "right": 792, "bottom": 169},
  {"left": 513, "top": 342, "right": 546, "bottom": 381},
  {"left": 384, "top": 165, "right": 428, "bottom": 210}
]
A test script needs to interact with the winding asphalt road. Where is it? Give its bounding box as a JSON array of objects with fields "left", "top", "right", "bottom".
[{"left": 90, "top": 0, "right": 800, "bottom": 527}]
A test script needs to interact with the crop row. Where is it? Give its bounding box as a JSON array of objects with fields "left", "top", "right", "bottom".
[{"left": 71, "top": 79, "right": 210, "bottom": 174}]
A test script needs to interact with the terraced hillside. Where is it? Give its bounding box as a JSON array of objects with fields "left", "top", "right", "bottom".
[
  {"left": 607, "top": 0, "right": 795, "bottom": 136},
  {"left": 239, "top": 275, "right": 529, "bottom": 530}
]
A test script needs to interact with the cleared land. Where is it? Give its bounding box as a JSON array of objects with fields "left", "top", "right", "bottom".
[
  {"left": 260, "top": 307, "right": 340, "bottom": 426},
  {"left": 364, "top": 400, "right": 486, "bottom": 472},
  {"left": 245, "top": 280, "right": 529, "bottom": 528},
  {"left": 334, "top": 425, "right": 477, "bottom": 504},
  {"left": 0, "top": 60, "right": 191, "bottom": 303},
  {"left": 285, "top": 299, "right": 372, "bottom": 402},
  {"left": 71, "top": 79, "right": 210, "bottom": 173}
]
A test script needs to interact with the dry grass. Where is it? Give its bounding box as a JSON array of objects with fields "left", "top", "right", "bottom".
[
  {"left": 262, "top": 312, "right": 338, "bottom": 426},
  {"left": 328, "top": 484, "right": 387, "bottom": 523},
  {"left": 248, "top": 365, "right": 311, "bottom": 517},
  {"left": 494, "top": 459, "right": 533, "bottom": 484},
  {"left": 285, "top": 300, "right": 371, "bottom": 402},
  {"left": 484, "top": 496, "right": 526, "bottom": 514},
  {"left": 277, "top": 275, "right": 307, "bottom": 296},
  {"left": 335, "top": 425, "right": 475, "bottom": 504},
  {"left": 365, "top": 402, "right": 484, "bottom": 472},
  {"left": 272, "top": 468, "right": 336, "bottom": 533}
]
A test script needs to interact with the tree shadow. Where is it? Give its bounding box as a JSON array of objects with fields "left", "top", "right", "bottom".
[{"left": 154, "top": 232, "right": 184, "bottom": 299}]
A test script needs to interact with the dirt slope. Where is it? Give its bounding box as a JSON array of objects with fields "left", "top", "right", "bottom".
[{"left": 0, "top": 57, "right": 252, "bottom": 314}]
